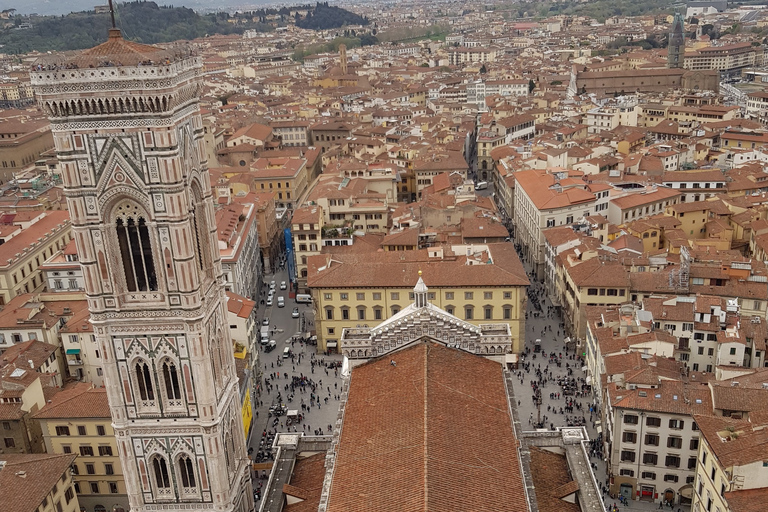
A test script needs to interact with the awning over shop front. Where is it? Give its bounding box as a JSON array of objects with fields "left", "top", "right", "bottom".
[
  {"left": 65, "top": 348, "right": 81, "bottom": 355},
  {"left": 679, "top": 485, "right": 693, "bottom": 499},
  {"left": 505, "top": 353, "right": 518, "bottom": 364},
  {"left": 326, "top": 341, "right": 337, "bottom": 348}
]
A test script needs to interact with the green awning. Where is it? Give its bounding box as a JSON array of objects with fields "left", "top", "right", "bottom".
[{"left": 65, "top": 348, "right": 80, "bottom": 355}]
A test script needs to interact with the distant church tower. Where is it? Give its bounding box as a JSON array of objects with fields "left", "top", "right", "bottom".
[
  {"left": 31, "top": 24, "right": 253, "bottom": 512},
  {"left": 339, "top": 43, "right": 348, "bottom": 75},
  {"left": 668, "top": 13, "right": 685, "bottom": 69}
]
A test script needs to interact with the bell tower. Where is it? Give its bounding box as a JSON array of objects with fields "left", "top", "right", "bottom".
[
  {"left": 668, "top": 12, "right": 685, "bottom": 69},
  {"left": 31, "top": 24, "right": 253, "bottom": 512}
]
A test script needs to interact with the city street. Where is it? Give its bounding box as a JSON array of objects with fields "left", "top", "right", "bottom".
[
  {"left": 512, "top": 256, "right": 691, "bottom": 512},
  {"left": 247, "top": 265, "right": 345, "bottom": 500},
  {"left": 246, "top": 253, "right": 691, "bottom": 511}
]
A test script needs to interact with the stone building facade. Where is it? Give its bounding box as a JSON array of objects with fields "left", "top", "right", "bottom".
[
  {"left": 575, "top": 69, "right": 719, "bottom": 96},
  {"left": 340, "top": 276, "right": 516, "bottom": 366},
  {"left": 31, "top": 28, "right": 252, "bottom": 512}
]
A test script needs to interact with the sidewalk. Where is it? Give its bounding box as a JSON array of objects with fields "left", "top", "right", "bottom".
[
  {"left": 515, "top": 252, "right": 691, "bottom": 512},
  {"left": 602, "top": 500, "right": 688, "bottom": 512}
]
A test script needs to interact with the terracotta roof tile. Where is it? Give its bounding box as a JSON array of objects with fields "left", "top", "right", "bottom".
[
  {"left": 694, "top": 413, "right": 768, "bottom": 468},
  {"left": 308, "top": 243, "right": 529, "bottom": 288},
  {"left": 529, "top": 446, "right": 580, "bottom": 512},
  {"left": 0, "top": 453, "right": 77, "bottom": 512},
  {"left": 284, "top": 453, "right": 326, "bottom": 512},
  {"left": 32, "top": 382, "right": 110, "bottom": 419},
  {"left": 515, "top": 169, "right": 596, "bottom": 210},
  {"left": 69, "top": 28, "right": 181, "bottom": 67},
  {"left": 724, "top": 487, "right": 768, "bottom": 512},
  {"left": 326, "top": 343, "right": 526, "bottom": 512}
]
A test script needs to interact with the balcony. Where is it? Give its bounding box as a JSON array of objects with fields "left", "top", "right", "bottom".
[{"left": 321, "top": 225, "right": 352, "bottom": 237}]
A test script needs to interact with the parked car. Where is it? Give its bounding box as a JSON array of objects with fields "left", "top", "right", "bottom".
[{"left": 280, "top": 281, "right": 287, "bottom": 290}]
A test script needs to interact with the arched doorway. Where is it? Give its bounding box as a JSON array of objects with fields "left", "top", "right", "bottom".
[{"left": 663, "top": 489, "right": 675, "bottom": 504}]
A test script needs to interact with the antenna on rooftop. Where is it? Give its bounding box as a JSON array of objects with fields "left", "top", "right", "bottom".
[{"left": 108, "top": 0, "right": 117, "bottom": 29}]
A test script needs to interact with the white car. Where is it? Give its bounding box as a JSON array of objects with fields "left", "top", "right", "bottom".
[
  {"left": 262, "top": 317, "right": 269, "bottom": 326},
  {"left": 292, "top": 307, "right": 299, "bottom": 318},
  {"left": 277, "top": 296, "right": 285, "bottom": 308},
  {"left": 269, "top": 280, "right": 276, "bottom": 290},
  {"left": 266, "top": 296, "right": 273, "bottom": 306},
  {"left": 280, "top": 281, "right": 287, "bottom": 290}
]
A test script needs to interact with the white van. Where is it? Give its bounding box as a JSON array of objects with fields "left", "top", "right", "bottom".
[
  {"left": 295, "top": 294, "right": 312, "bottom": 304},
  {"left": 260, "top": 325, "right": 269, "bottom": 344},
  {"left": 475, "top": 181, "right": 488, "bottom": 191},
  {"left": 283, "top": 347, "right": 291, "bottom": 359}
]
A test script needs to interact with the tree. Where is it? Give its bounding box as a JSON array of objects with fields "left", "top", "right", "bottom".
[
  {"left": 701, "top": 23, "right": 721, "bottom": 40},
  {"left": 528, "top": 79, "right": 536, "bottom": 93},
  {"left": 479, "top": 64, "right": 487, "bottom": 74}
]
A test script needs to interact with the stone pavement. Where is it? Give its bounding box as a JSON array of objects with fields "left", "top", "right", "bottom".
[
  {"left": 247, "top": 267, "right": 346, "bottom": 504},
  {"left": 513, "top": 254, "right": 690, "bottom": 512},
  {"left": 246, "top": 255, "right": 692, "bottom": 511}
]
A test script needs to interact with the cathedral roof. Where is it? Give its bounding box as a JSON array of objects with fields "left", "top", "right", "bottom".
[{"left": 325, "top": 343, "right": 525, "bottom": 512}]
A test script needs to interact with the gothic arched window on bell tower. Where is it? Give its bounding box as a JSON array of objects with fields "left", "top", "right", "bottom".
[
  {"left": 115, "top": 203, "right": 157, "bottom": 292},
  {"left": 178, "top": 454, "right": 196, "bottom": 488},
  {"left": 224, "top": 425, "right": 236, "bottom": 477},
  {"left": 161, "top": 360, "right": 182, "bottom": 401},
  {"left": 190, "top": 181, "right": 213, "bottom": 280},
  {"left": 210, "top": 338, "right": 222, "bottom": 390},
  {"left": 136, "top": 360, "right": 155, "bottom": 401},
  {"left": 152, "top": 455, "right": 171, "bottom": 491}
]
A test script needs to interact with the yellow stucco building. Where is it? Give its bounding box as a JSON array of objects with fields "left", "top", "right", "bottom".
[
  {"left": 306, "top": 243, "right": 529, "bottom": 354},
  {"left": 34, "top": 384, "right": 129, "bottom": 512},
  {"left": 0, "top": 210, "right": 72, "bottom": 305}
]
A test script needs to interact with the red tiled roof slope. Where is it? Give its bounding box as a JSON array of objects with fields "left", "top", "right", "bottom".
[{"left": 326, "top": 343, "right": 525, "bottom": 512}]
